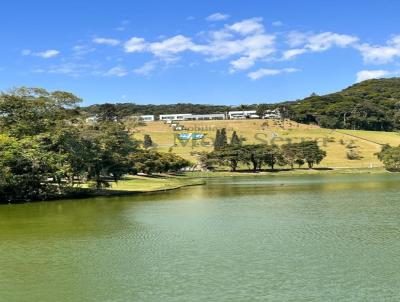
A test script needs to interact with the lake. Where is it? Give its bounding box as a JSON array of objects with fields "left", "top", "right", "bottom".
[{"left": 1, "top": 174, "right": 400, "bottom": 301}]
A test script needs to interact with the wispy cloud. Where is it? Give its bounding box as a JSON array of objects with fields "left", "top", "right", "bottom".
[
  {"left": 206, "top": 13, "right": 230, "bottom": 22},
  {"left": 33, "top": 62, "right": 101, "bottom": 76},
  {"left": 104, "top": 66, "right": 128, "bottom": 77},
  {"left": 355, "top": 36, "right": 400, "bottom": 64},
  {"left": 356, "top": 69, "right": 400, "bottom": 82},
  {"left": 115, "top": 20, "right": 130, "bottom": 31},
  {"left": 133, "top": 61, "right": 156, "bottom": 76},
  {"left": 272, "top": 21, "right": 283, "bottom": 27},
  {"left": 22, "top": 49, "right": 60, "bottom": 58},
  {"left": 93, "top": 38, "right": 120, "bottom": 46},
  {"left": 247, "top": 68, "right": 299, "bottom": 80},
  {"left": 282, "top": 32, "right": 358, "bottom": 60}
]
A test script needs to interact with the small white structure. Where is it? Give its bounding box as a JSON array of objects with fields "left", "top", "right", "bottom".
[
  {"left": 159, "top": 114, "right": 193, "bottom": 121},
  {"left": 159, "top": 113, "right": 225, "bottom": 121},
  {"left": 228, "top": 110, "right": 258, "bottom": 119},
  {"left": 263, "top": 109, "right": 281, "bottom": 119},
  {"left": 139, "top": 115, "right": 155, "bottom": 122},
  {"left": 185, "top": 114, "right": 225, "bottom": 121}
]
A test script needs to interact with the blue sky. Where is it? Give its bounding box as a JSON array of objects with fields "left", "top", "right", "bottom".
[{"left": 1, "top": 0, "right": 400, "bottom": 105}]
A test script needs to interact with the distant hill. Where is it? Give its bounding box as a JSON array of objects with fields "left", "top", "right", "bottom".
[
  {"left": 83, "top": 78, "right": 400, "bottom": 131},
  {"left": 279, "top": 78, "right": 400, "bottom": 131},
  {"left": 83, "top": 103, "right": 257, "bottom": 119}
]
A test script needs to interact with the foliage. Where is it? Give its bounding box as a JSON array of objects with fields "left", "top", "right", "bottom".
[
  {"left": 0, "top": 88, "right": 139, "bottom": 202},
  {"left": 214, "top": 128, "right": 228, "bottom": 150},
  {"left": 258, "top": 78, "right": 400, "bottom": 131},
  {"left": 202, "top": 140, "right": 326, "bottom": 172},
  {"left": 143, "top": 134, "right": 153, "bottom": 149},
  {"left": 376, "top": 145, "right": 400, "bottom": 171},
  {"left": 230, "top": 131, "right": 242, "bottom": 146},
  {"left": 130, "top": 150, "right": 191, "bottom": 174}
]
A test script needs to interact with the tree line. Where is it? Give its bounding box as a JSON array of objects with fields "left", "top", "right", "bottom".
[
  {"left": 0, "top": 88, "right": 190, "bottom": 203},
  {"left": 199, "top": 128, "right": 327, "bottom": 172}
]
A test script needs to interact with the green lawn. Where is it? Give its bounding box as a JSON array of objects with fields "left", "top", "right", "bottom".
[{"left": 107, "top": 175, "right": 204, "bottom": 192}]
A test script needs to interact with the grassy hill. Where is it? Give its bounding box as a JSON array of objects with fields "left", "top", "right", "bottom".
[{"left": 133, "top": 119, "right": 400, "bottom": 169}]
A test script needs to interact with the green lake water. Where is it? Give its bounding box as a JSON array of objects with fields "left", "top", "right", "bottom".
[{"left": 1, "top": 174, "right": 400, "bottom": 301}]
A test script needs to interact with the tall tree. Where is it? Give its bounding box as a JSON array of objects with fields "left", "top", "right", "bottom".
[
  {"left": 143, "top": 134, "right": 153, "bottom": 149},
  {"left": 297, "top": 141, "right": 327, "bottom": 169},
  {"left": 230, "top": 131, "right": 241, "bottom": 146}
]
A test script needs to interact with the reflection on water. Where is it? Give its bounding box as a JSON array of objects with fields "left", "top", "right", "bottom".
[{"left": 1, "top": 174, "right": 400, "bottom": 302}]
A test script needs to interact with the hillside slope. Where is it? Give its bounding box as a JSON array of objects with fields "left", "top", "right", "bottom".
[
  {"left": 134, "top": 120, "right": 400, "bottom": 169},
  {"left": 284, "top": 78, "right": 400, "bottom": 131}
]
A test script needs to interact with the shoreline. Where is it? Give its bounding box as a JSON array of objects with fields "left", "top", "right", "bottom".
[
  {"left": 185, "top": 167, "right": 388, "bottom": 178},
  {"left": 2, "top": 167, "right": 392, "bottom": 204}
]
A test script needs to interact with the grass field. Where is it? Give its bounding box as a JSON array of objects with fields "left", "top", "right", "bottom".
[
  {"left": 108, "top": 175, "right": 204, "bottom": 192},
  {"left": 133, "top": 120, "right": 400, "bottom": 169}
]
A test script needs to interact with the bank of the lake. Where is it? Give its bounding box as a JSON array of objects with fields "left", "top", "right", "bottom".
[{"left": 186, "top": 166, "right": 388, "bottom": 178}]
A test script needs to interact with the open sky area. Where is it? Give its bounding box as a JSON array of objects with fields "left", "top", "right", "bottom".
[{"left": 1, "top": 0, "right": 400, "bottom": 105}]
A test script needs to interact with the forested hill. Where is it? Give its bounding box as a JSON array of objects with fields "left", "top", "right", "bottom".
[
  {"left": 83, "top": 103, "right": 256, "bottom": 118},
  {"left": 82, "top": 78, "right": 400, "bottom": 131},
  {"left": 282, "top": 78, "right": 400, "bottom": 131}
]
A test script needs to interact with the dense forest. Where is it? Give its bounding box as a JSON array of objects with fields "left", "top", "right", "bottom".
[{"left": 268, "top": 78, "right": 400, "bottom": 131}]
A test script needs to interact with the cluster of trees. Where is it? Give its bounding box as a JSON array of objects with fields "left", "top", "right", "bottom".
[
  {"left": 201, "top": 129, "right": 327, "bottom": 171},
  {"left": 130, "top": 150, "right": 190, "bottom": 174},
  {"left": 376, "top": 145, "right": 400, "bottom": 172},
  {"left": 257, "top": 78, "right": 400, "bottom": 131},
  {"left": 0, "top": 88, "right": 190, "bottom": 203}
]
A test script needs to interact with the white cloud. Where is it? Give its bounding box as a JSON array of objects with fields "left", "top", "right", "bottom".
[
  {"left": 247, "top": 68, "right": 299, "bottom": 80},
  {"left": 124, "top": 37, "right": 147, "bottom": 53},
  {"left": 93, "top": 38, "right": 120, "bottom": 46},
  {"left": 149, "top": 35, "right": 195, "bottom": 58},
  {"left": 356, "top": 69, "right": 400, "bottom": 82},
  {"left": 356, "top": 36, "right": 400, "bottom": 64},
  {"left": 227, "top": 17, "right": 264, "bottom": 35},
  {"left": 123, "top": 18, "right": 276, "bottom": 72},
  {"left": 23, "top": 49, "right": 60, "bottom": 58},
  {"left": 282, "top": 32, "right": 358, "bottom": 60},
  {"left": 306, "top": 32, "right": 358, "bottom": 52},
  {"left": 36, "top": 49, "right": 60, "bottom": 58},
  {"left": 287, "top": 31, "right": 310, "bottom": 47},
  {"left": 206, "top": 13, "right": 230, "bottom": 22},
  {"left": 282, "top": 48, "right": 307, "bottom": 60},
  {"left": 104, "top": 66, "right": 128, "bottom": 77},
  {"left": 133, "top": 61, "right": 156, "bottom": 76}
]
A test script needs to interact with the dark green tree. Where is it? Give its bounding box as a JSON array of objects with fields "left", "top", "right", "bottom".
[
  {"left": 297, "top": 141, "right": 327, "bottom": 169},
  {"left": 230, "top": 131, "right": 242, "bottom": 146},
  {"left": 143, "top": 134, "right": 153, "bottom": 149},
  {"left": 376, "top": 145, "right": 400, "bottom": 171}
]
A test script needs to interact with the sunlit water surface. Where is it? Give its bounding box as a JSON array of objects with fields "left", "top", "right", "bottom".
[{"left": 1, "top": 174, "right": 400, "bottom": 301}]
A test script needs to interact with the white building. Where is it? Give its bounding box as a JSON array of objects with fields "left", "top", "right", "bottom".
[
  {"left": 139, "top": 115, "right": 155, "bottom": 122},
  {"left": 228, "top": 110, "right": 258, "bottom": 119},
  {"left": 159, "top": 113, "right": 225, "bottom": 121},
  {"left": 184, "top": 114, "right": 225, "bottom": 120},
  {"left": 159, "top": 114, "right": 193, "bottom": 121},
  {"left": 263, "top": 109, "right": 281, "bottom": 119}
]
